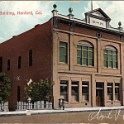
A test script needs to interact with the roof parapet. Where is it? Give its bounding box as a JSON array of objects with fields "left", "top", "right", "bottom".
[
  {"left": 51, "top": 4, "right": 58, "bottom": 16},
  {"left": 67, "top": 8, "right": 74, "bottom": 19},
  {"left": 118, "top": 21, "right": 123, "bottom": 32},
  {"left": 51, "top": 4, "right": 124, "bottom": 33}
]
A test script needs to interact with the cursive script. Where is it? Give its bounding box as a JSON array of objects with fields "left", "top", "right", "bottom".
[{"left": 88, "top": 108, "right": 123, "bottom": 121}]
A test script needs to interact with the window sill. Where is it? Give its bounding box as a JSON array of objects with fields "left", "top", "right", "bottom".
[
  {"left": 107, "top": 100, "right": 113, "bottom": 102},
  {"left": 70, "top": 101, "right": 79, "bottom": 104},
  {"left": 81, "top": 101, "right": 89, "bottom": 103},
  {"left": 114, "top": 100, "right": 121, "bottom": 102},
  {"left": 75, "top": 64, "right": 94, "bottom": 68},
  {"left": 103, "top": 67, "right": 118, "bottom": 70},
  {"left": 59, "top": 62, "right": 68, "bottom": 65},
  {"left": 64, "top": 101, "right": 68, "bottom": 104}
]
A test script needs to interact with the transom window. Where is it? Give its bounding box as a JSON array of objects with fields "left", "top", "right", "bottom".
[
  {"left": 104, "top": 46, "right": 117, "bottom": 68},
  {"left": 77, "top": 41, "right": 94, "bottom": 66}
]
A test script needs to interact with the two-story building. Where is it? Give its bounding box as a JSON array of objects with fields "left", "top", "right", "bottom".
[{"left": 0, "top": 5, "right": 124, "bottom": 110}]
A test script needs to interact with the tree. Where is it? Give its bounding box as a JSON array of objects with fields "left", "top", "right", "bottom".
[
  {"left": 0, "top": 72, "right": 11, "bottom": 103},
  {"left": 25, "top": 79, "right": 53, "bottom": 102}
]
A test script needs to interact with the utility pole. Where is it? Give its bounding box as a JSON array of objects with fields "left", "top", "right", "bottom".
[{"left": 91, "top": 0, "right": 93, "bottom": 11}]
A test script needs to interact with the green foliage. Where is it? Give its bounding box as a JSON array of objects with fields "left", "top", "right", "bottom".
[
  {"left": 0, "top": 72, "right": 11, "bottom": 103},
  {"left": 25, "top": 79, "right": 53, "bottom": 101}
]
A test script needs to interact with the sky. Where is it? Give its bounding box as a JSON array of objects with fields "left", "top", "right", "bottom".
[{"left": 0, "top": 1, "right": 124, "bottom": 43}]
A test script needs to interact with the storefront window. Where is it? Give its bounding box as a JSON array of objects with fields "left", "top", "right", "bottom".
[
  {"left": 115, "top": 83, "right": 120, "bottom": 101},
  {"left": 60, "top": 80, "right": 68, "bottom": 102},
  {"left": 107, "top": 83, "right": 113, "bottom": 100},
  {"left": 71, "top": 81, "right": 79, "bottom": 102},
  {"left": 82, "top": 82, "right": 89, "bottom": 101}
]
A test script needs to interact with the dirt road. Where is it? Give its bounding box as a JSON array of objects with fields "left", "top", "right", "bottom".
[{"left": 0, "top": 109, "right": 124, "bottom": 123}]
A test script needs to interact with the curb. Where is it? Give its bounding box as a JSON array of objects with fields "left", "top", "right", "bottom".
[{"left": 0, "top": 106, "right": 124, "bottom": 117}]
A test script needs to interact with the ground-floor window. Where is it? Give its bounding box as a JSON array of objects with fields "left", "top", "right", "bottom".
[
  {"left": 82, "top": 82, "right": 89, "bottom": 101},
  {"left": 60, "top": 80, "right": 68, "bottom": 102},
  {"left": 71, "top": 81, "right": 79, "bottom": 102},
  {"left": 107, "top": 83, "right": 113, "bottom": 101},
  {"left": 115, "top": 83, "right": 120, "bottom": 101}
]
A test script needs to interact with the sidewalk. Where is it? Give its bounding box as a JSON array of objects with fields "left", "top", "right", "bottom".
[{"left": 0, "top": 106, "right": 124, "bottom": 116}]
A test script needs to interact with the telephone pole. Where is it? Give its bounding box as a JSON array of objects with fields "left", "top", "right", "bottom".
[{"left": 91, "top": 0, "right": 93, "bottom": 11}]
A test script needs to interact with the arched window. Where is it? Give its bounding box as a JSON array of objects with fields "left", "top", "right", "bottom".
[
  {"left": 104, "top": 45, "right": 117, "bottom": 68},
  {"left": 0, "top": 57, "right": 2, "bottom": 72},
  {"left": 18, "top": 56, "right": 21, "bottom": 69},
  {"left": 7, "top": 59, "right": 10, "bottom": 71},
  {"left": 29, "top": 50, "right": 32, "bottom": 66},
  {"left": 77, "top": 40, "right": 94, "bottom": 66}
]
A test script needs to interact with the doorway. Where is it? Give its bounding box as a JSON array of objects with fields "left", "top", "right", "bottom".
[{"left": 96, "top": 82, "right": 104, "bottom": 106}]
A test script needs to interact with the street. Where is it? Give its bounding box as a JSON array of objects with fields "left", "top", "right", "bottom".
[{"left": 0, "top": 109, "right": 124, "bottom": 123}]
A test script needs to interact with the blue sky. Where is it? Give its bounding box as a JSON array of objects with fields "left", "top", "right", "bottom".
[{"left": 0, "top": 1, "right": 124, "bottom": 43}]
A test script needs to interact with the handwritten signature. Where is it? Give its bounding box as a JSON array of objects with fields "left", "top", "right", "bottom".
[{"left": 88, "top": 108, "right": 124, "bottom": 121}]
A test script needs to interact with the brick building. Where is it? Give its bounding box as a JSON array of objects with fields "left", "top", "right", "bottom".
[{"left": 0, "top": 5, "right": 124, "bottom": 110}]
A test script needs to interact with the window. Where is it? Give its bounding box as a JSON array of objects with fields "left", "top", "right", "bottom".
[
  {"left": 59, "top": 42, "right": 67, "bottom": 63},
  {"left": 77, "top": 41, "right": 94, "bottom": 66},
  {"left": 82, "top": 82, "right": 89, "bottom": 101},
  {"left": 71, "top": 81, "right": 79, "bottom": 102},
  {"left": 0, "top": 57, "right": 2, "bottom": 72},
  {"left": 7, "top": 59, "right": 10, "bottom": 71},
  {"left": 18, "top": 56, "right": 21, "bottom": 69},
  {"left": 107, "top": 83, "right": 113, "bottom": 100},
  {"left": 104, "top": 46, "right": 117, "bottom": 68},
  {"left": 17, "top": 86, "right": 20, "bottom": 101},
  {"left": 29, "top": 50, "right": 32, "bottom": 66},
  {"left": 115, "top": 83, "right": 120, "bottom": 101},
  {"left": 60, "top": 80, "right": 68, "bottom": 102}
]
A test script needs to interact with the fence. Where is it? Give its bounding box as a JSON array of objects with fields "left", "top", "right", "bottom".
[
  {"left": 0, "top": 102, "right": 9, "bottom": 112},
  {"left": 16, "top": 101, "right": 53, "bottom": 111}
]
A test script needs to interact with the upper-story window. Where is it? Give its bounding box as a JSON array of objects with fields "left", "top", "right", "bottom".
[
  {"left": 77, "top": 41, "right": 94, "bottom": 66},
  {"left": 29, "top": 50, "right": 32, "bottom": 66},
  {"left": 18, "top": 56, "right": 21, "bottom": 69},
  {"left": 104, "top": 46, "right": 117, "bottom": 69},
  {"left": 59, "top": 41, "right": 67, "bottom": 63},
  {"left": 7, "top": 59, "right": 10, "bottom": 71}
]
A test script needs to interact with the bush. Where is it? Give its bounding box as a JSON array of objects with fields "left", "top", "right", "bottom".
[
  {"left": 25, "top": 79, "right": 53, "bottom": 101},
  {"left": 0, "top": 72, "right": 11, "bottom": 103}
]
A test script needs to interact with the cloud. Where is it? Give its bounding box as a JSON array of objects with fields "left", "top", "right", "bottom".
[
  {"left": 0, "top": 1, "right": 55, "bottom": 43},
  {"left": 1, "top": 1, "right": 124, "bottom": 44},
  {"left": 84, "top": 1, "right": 124, "bottom": 28},
  {"left": 104, "top": 1, "right": 124, "bottom": 28},
  {"left": 0, "top": 37, "right": 3, "bottom": 40}
]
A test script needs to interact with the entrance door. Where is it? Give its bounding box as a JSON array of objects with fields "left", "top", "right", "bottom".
[{"left": 96, "top": 83, "right": 104, "bottom": 106}]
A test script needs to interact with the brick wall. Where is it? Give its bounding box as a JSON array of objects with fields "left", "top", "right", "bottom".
[
  {"left": 58, "top": 21, "right": 121, "bottom": 41},
  {"left": 0, "top": 19, "right": 53, "bottom": 110}
]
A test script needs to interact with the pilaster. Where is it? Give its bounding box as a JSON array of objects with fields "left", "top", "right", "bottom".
[{"left": 91, "top": 74, "right": 96, "bottom": 106}]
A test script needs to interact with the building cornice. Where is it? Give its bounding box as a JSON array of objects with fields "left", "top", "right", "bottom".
[{"left": 52, "top": 16, "right": 124, "bottom": 36}]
